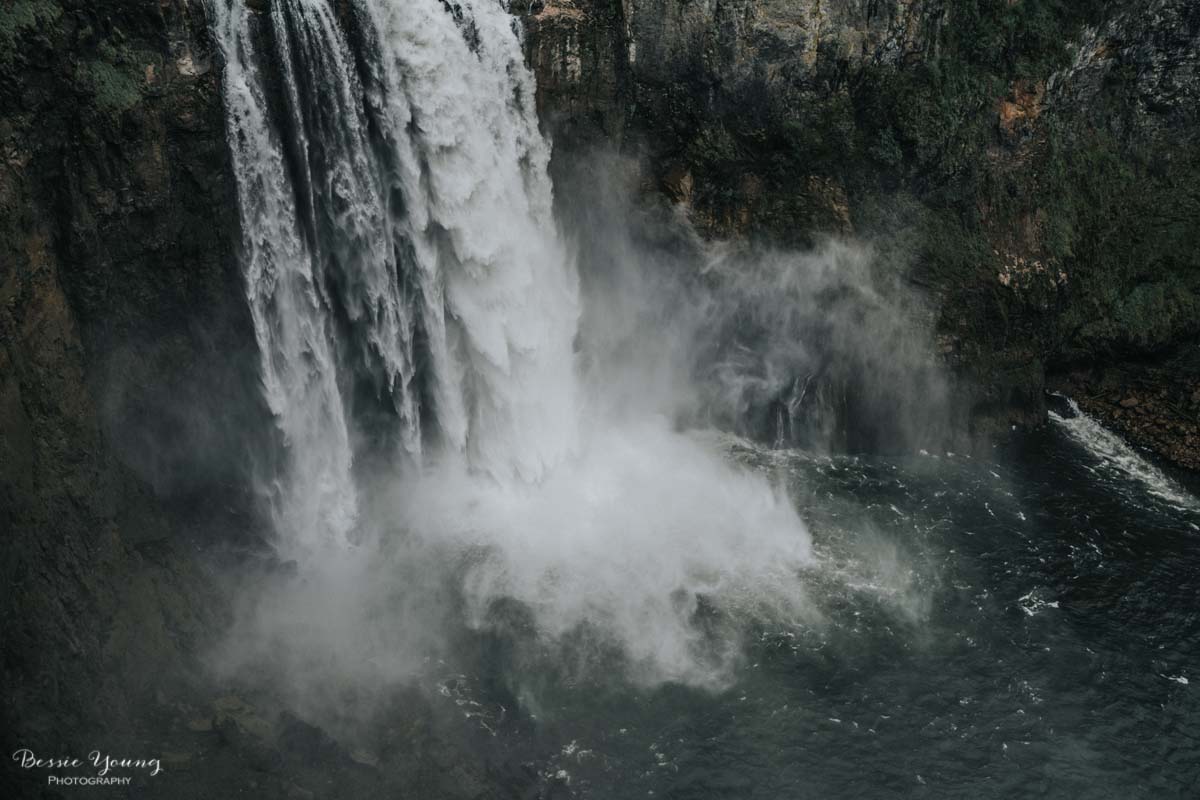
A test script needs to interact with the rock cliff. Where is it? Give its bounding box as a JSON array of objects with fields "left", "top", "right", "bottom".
[{"left": 0, "top": 0, "right": 255, "bottom": 785}]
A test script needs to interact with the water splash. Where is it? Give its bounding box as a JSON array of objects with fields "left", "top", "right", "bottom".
[{"left": 392, "top": 418, "right": 813, "bottom": 686}]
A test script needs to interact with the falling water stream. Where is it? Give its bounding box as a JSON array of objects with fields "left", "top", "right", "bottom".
[{"left": 212, "top": 0, "right": 581, "bottom": 555}]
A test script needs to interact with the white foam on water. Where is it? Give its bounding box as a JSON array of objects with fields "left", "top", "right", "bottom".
[
  {"left": 1017, "top": 590, "right": 1059, "bottom": 617},
  {"left": 1049, "top": 397, "right": 1198, "bottom": 512}
]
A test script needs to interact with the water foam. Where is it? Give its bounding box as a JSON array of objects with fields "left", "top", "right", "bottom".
[{"left": 1049, "top": 396, "right": 1198, "bottom": 511}]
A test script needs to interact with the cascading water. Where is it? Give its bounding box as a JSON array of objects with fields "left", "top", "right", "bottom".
[
  {"left": 211, "top": 0, "right": 359, "bottom": 552},
  {"left": 352, "top": 0, "right": 581, "bottom": 483},
  {"left": 212, "top": 0, "right": 580, "bottom": 556},
  {"left": 211, "top": 0, "right": 812, "bottom": 687}
]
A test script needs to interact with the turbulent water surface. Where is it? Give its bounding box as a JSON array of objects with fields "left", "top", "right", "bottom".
[
  {"left": 206, "top": 1, "right": 1200, "bottom": 797},
  {"left": 435, "top": 422, "right": 1199, "bottom": 799}
]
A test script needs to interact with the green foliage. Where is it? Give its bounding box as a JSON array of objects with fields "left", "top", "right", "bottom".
[
  {"left": 940, "top": 0, "right": 1100, "bottom": 79},
  {"left": 77, "top": 39, "right": 153, "bottom": 120},
  {"left": 659, "top": 0, "right": 1193, "bottom": 363},
  {"left": 685, "top": 125, "right": 741, "bottom": 170},
  {"left": 778, "top": 92, "right": 857, "bottom": 169},
  {"left": 2, "top": 2, "right": 144, "bottom": 121},
  {"left": 1042, "top": 127, "right": 1200, "bottom": 354},
  {"left": 841, "top": 1, "right": 1105, "bottom": 192},
  {"left": 768, "top": 0, "right": 1196, "bottom": 359},
  {"left": 78, "top": 59, "right": 142, "bottom": 116},
  {"left": 867, "top": 127, "right": 903, "bottom": 170},
  {"left": 0, "top": 0, "right": 61, "bottom": 67},
  {"left": 749, "top": 2, "right": 1102, "bottom": 256}
]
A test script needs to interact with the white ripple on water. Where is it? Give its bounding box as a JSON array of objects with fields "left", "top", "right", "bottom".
[{"left": 1017, "top": 589, "right": 1060, "bottom": 617}]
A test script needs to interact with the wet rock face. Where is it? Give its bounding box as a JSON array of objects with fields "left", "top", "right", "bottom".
[
  {"left": 1, "top": 0, "right": 266, "bottom": 505},
  {"left": 1051, "top": 0, "right": 1200, "bottom": 142},
  {"left": 518, "top": 0, "right": 1200, "bottom": 469},
  {"left": 619, "top": 0, "right": 938, "bottom": 78},
  {"left": 519, "top": 0, "right": 940, "bottom": 99},
  {"left": 1, "top": 0, "right": 259, "bottom": 759}
]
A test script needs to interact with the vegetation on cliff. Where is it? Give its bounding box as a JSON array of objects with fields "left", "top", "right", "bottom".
[{"left": 522, "top": 0, "right": 1200, "bottom": 456}]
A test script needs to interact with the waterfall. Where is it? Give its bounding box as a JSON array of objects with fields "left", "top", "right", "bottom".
[
  {"left": 352, "top": 0, "right": 580, "bottom": 481},
  {"left": 211, "top": 0, "right": 580, "bottom": 554},
  {"left": 212, "top": 0, "right": 812, "bottom": 687}
]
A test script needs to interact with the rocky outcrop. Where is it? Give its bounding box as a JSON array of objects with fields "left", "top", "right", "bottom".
[
  {"left": 520, "top": 0, "right": 947, "bottom": 236},
  {"left": 1053, "top": 354, "right": 1200, "bottom": 473},
  {"left": 1051, "top": 0, "right": 1200, "bottom": 142},
  {"left": 517, "top": 0, "right": 1200, "bottom": 468}
]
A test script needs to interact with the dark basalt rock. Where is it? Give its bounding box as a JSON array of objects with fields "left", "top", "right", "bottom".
[{"left": 0, "top": 0, "right": 260, "bottom": 775}]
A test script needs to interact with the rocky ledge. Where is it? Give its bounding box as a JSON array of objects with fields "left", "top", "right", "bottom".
[{"left": 1055, "top": 356, "right": 1200, "bottom": 473}]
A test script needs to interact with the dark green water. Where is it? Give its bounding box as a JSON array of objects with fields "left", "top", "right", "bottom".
[{"left": 440, "top": 421, "right": 1200, "bottom": 799}]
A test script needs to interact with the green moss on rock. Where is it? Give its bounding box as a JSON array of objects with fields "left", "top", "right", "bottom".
[{"left": 78, "top": 58, "right": 143, "bottom": 116}]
